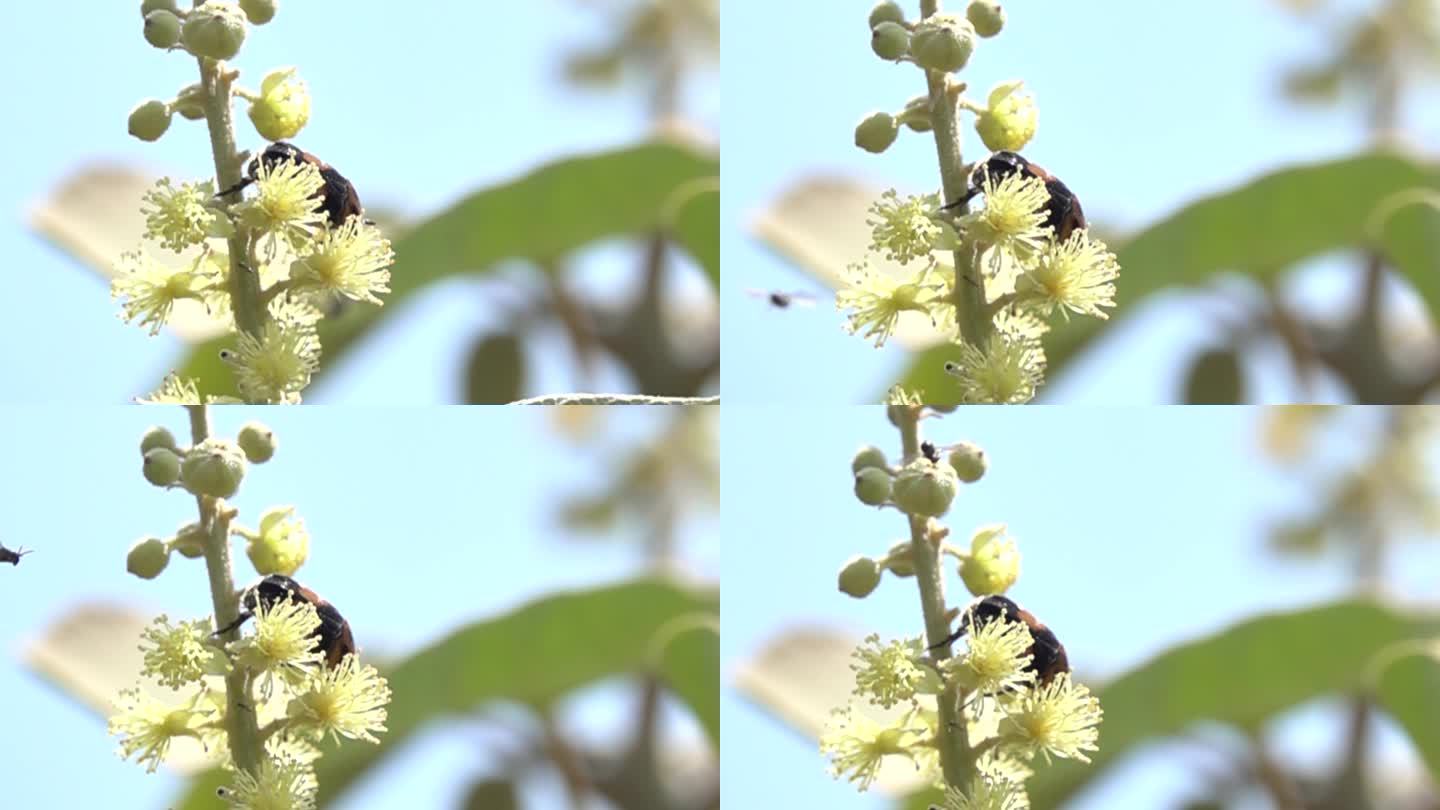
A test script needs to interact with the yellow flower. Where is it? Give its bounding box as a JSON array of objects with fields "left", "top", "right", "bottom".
[
  {"left": 1019, "top": 230, "right": 1119, "bottom": 320},
  {"left": 998, "top": 674, "right": 1103, "bottom": 763},
  {"left": 944, "top": 329, "right": 1046, "bottom": 405},
  {"left": 231, "top": 595, "right": 324, "bottom": 688},
  {"left": 850, "top": 634, "right": 934, "bottom": 709},
  {"left": 975, "top": 81, "right": 1038, "bottom": 153},
  {"left": 108, "top": 688, "right": 212, "bottom": 773},
  {"left": 248, "top": 67, "right": 311, "bottom": 142},
  {"left": 139, "top": 615, "right": 227, "bottom": 690},
  {"left": 111, "top": 251, "right": 206, "bottom": 335},
  {"left": 289, "top": 218, "right": 393, "bottom": 305},
  {"left": 957, "top": 172, "right": 1052, "bottom": 262},
  {"left": 220, "top": 300, "right": 322, "bottom": 404},
  {"left": 868, "top": 190, "right": 946, "bottom": 266},
  {"left": 286, "top": 655, "right": 391, "bottom": 745},
  {"left": 819, "top": 703, "right": 927, "bottom": 792},
  {"left": 218, "top": 755, "right": 318, "bottom": 810},
  {"left": 943, "top": 614, "right": 1034, "bottom": 696},
  {"left": 939, "top": 772, "right": 1030, "bottom": 810},
  {"left": 142, "top": 178, "right": 226, "bottom": 252},
  {"left": 837, "top": 263, "right": 938, "bottom": 347}
]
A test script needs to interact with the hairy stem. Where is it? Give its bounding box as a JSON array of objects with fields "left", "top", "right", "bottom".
[
  {"left": 894, "top": 406, "right": 973, "bottom": 788},
  {"left": 919, "top": 0, "right": 988, "bottom": 346},
  {"left": 186, "top": 405, "right": 263, "bottom": 774},
  {"left": 194, "top": 53, "right": 267, "bottom": 347}
]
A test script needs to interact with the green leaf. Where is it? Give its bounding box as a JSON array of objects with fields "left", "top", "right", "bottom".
[
  {"left": 653, "top": 616, "right": 720, "bottom": 745},
  {"left": 169, "top": 138, "right": 719, "bottom": 398},
  {"left": 895, "top": 599, "right": 1439, "bottom": 810},
  {"left": 171, "top": 577, "right": 717, "bottom": 808},
  {"left": 463, "top": 332, "right": 527, "bottom": 404},
  {"left": 1375, "top": 645, "right": 1440, "bottom": 785},
  {"left": 895, "top": 152, "right": 1440, "bottom": 401},
  {"left": 1182, "top": 347, "right": 1245, "bottom": 404}
]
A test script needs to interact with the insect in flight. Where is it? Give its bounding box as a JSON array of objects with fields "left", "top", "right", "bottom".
[
  {"left": 216, "top": 141, "right": 365, "bottom": 228},
  {"left": 942, "top": 150, "right": 1087, "bottom": 242},
  {"left": 0, "top": 542, "right": 32, "bottom": 566},
  {"left": 214, "top": 574, "right": 357, "bottom": 668},
  {"left": 932, "top": 594, "right": 1070, "bottom": 685},
  {"left": 745, "top": 289, "right": 819, "bottom": 310}
]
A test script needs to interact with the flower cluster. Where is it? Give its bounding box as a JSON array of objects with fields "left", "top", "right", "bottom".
[
  {"left": 842, "top": 1, "right": 1120, "bottom": 404},
  {"left": 116, "top": 1, "right": 394, "bottom": 404},
  {"left": 825, "top": 414, "right": 1101, "bottom": 807},
  {"left": 110, "top": 415, "right": 390, "bottom": 809}
]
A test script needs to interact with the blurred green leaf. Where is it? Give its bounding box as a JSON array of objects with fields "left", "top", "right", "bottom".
[
  {"left": 171, "top": 577, "right": 717, "bottom": 808},
  {"left": 1375, "top": 645, "right": 1440, "bottom": 785},
  {"left": 1183, "top": 348, "right": 1245, "bottom": 404},
  {"left": 892, "top": 599, "right": 1439, "bottom": 810},
  {"left": 895, "top": 152, "right": 1440, "bottom": 401},
  {"left": 669, "top": 178, "right": 720, "bottom": 284},
  {"left": 170, "top": 138, "right": 719, "bottom": 399},
  {"left": 654, "top": 617, "right": 719, "bottom": 745},
  {"left": 463, "top": 333, "right": 527, "bottom": 404},
  {"left": 459, "top": 778, "right": 520, "bottom": 810}
]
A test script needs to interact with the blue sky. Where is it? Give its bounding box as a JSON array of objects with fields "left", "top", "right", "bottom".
[
  {"left": 720, "top": 406, "right": 1440, "bottom": 809},
  {"left": 0, "top": 1, "right": 717, "bottom": 404},
  {"left": 721, "top": 0, "right": 1440, "bottom": 404},
  {"left": 0, "top": 406, "right": 718, "bottom": 809}
]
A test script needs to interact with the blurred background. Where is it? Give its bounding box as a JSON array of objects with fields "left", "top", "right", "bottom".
[
  {"left": 721, "top": 405, "right": 1440, "bottom": 809},
  {"left": 1, "top": 0, "right": 718, "bottom": 404},
  {"left": 0, "top": 405, "right": 717, "bottom": 809},
  {"left": 723, "top": 0, "right": 1440, "bottom": 404}
]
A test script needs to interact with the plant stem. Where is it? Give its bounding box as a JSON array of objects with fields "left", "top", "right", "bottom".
[
  {"left": 894, "top": 406, "right": 972, "bottom": 788},
  {"left": 195, "top": 55, "right": 266, "bottom": 344},
  {"left": 919, "top": 0, "right": 989, "bottom": 347},
  {"left": 185, "top": 405, "right": 263, "bottom": 774}
]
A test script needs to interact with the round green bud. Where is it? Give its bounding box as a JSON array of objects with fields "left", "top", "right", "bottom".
[
  {"left": 127, "top": 537, "right": 171, "bottom": 579},
  {"left": 247, "top": 67, "right": 310, "bottom": 141},
  {"left": 173, "top": 83, "right": 208, "bottom": 120},
  {"left": 144, "top": 10, "right": 182, "bottom": 48},
  {"left": 245, "top": 506, "right": 309, "bottom": 576},
  {"left": 236, "top": 421, "right": 277, "bottom": 463},
  {"left": 172, "top": 521, "right": 207, "bottom": 559},
  {"left": 838, "top": 555, "right": 882, "bottom": 598},
  {"left": 911, "top": 15, "right": 975, "bottom": 73},
  {"left": 899, "top": 95, "right": 933, "bottom": 133},
  {"left": 854, "top": 467, "right": 894, "bottom": 506},
  {"left": 142, "top": 448, "right": 183, "bottom": 487},
  {"left": 883, "top": 540, "right": 915, "bottom": 577},
  {"left": 892, "top": 460, "right": 959, "bottom": 517},
  {"left": 966, "top": 0, "right": 1005, "bottom": 38},
  {"left": 180, "top": 438, "right": 247, "bottom": 499},
  {"left": 851, "top": 445, "right": 889, "bottom": 474},
  {"left": 868, "top": 1, "right": 905, "bottom": 29},
  {"left": 141, "top": 0, "right": 179, "bottom": 14},
  {"left": 855, "top": 112, "right": 899, "bottom": 154},
  {"left": 871, "top": 21, "right": 910, "bottom": 61},
  {"left": 975, "top": 81, "right": 1037, "bottom": 153},
  {"left": 238, "top": 0, "right": 277, "bottom": 24},
  {"left": 958, "top": 523, "right": 1019, "bottom": 596},
  {"left": 128, "top": 100, "right": 172, "bottom": 142},
  {"left": 182, "top": 1, "right": 247, "bottom": 61},
  {"left": 140, "top": 425, "right": 178, "bottom": 455},
  {"left": 947, "top": 441, "right": 988, "bottom": 483}
]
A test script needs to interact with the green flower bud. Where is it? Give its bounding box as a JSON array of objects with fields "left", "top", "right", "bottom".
[
  {"left": 958, "top": 523, "right": 1019, "bottom": 596},
  {"left": 871, "top": 21, "right": 910, "bottom": 61},
  {"left": 173, "top": 83, "right": 208, "bottom": 120},
  {"left": 127, "top": 537, "right": 171, "bottom": 579},
  {"left": 966, "top": 1, "right": 1005, "bottom": 37},
  {"left": 898, "top": 95, "right": 933, "bottom": 132},
  {"left": 851, "top": 445, "right": 889, "bottom": 474},
  {"left": 236, "top": 421, "right": 277, "bottom": 463},
  {"left": 141, "top": 0, "right": 179, "bottom": 14},
  {"left": 172, "top": 521, "right": 208, "bottom": 559},
  {"left": 854, "top": 467, "right": 894, "bottom": 506},
  {"left": 180, "top": 438, "right": 247, "bottom": 499},
  {"left": 140, "top": 426, "right": 179, "bottom": 455},
  {"left": 839, "top": 555, "right": 882, "bottom": 598},
  {"left": 245, "top": 506, "right": 308, "bottom": 576},
  {"left": 892, "top": 460, "right": 959, "bottom": 517},
  {"left": 128, "top": 100, "right": 173, "bottom": 142},
  {"left": 911, "top": 15, "right": 975, "bottom": 73},
  {"left": 975, "top": 80, "right": 1037, "bottom": 153},
  {"left": 868, "top": 1, "right": 905, "bottom": 29},
  {"left": 247, "top": 67, "right": 309, "bottom": 141},
  {"left": 144, "top": 10, "right": 182, "bottom": 48},
  {"left": 855, "top": 112, "right": 899, "bottom": 154},
  {"left": 142, "top": 448, "right": 183, "bottom": 487},
  {"left": 182, "top": 1, "right": 247, "bottom": 61},
  {"left": 883, "top": 540, "right": 915, "bottom": 577},
  {"left": 947, "top": 441, "right": 988, "bottom": 483},
  {"left": 238, "top": 0, "right": 277, "bottom": 24}
]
